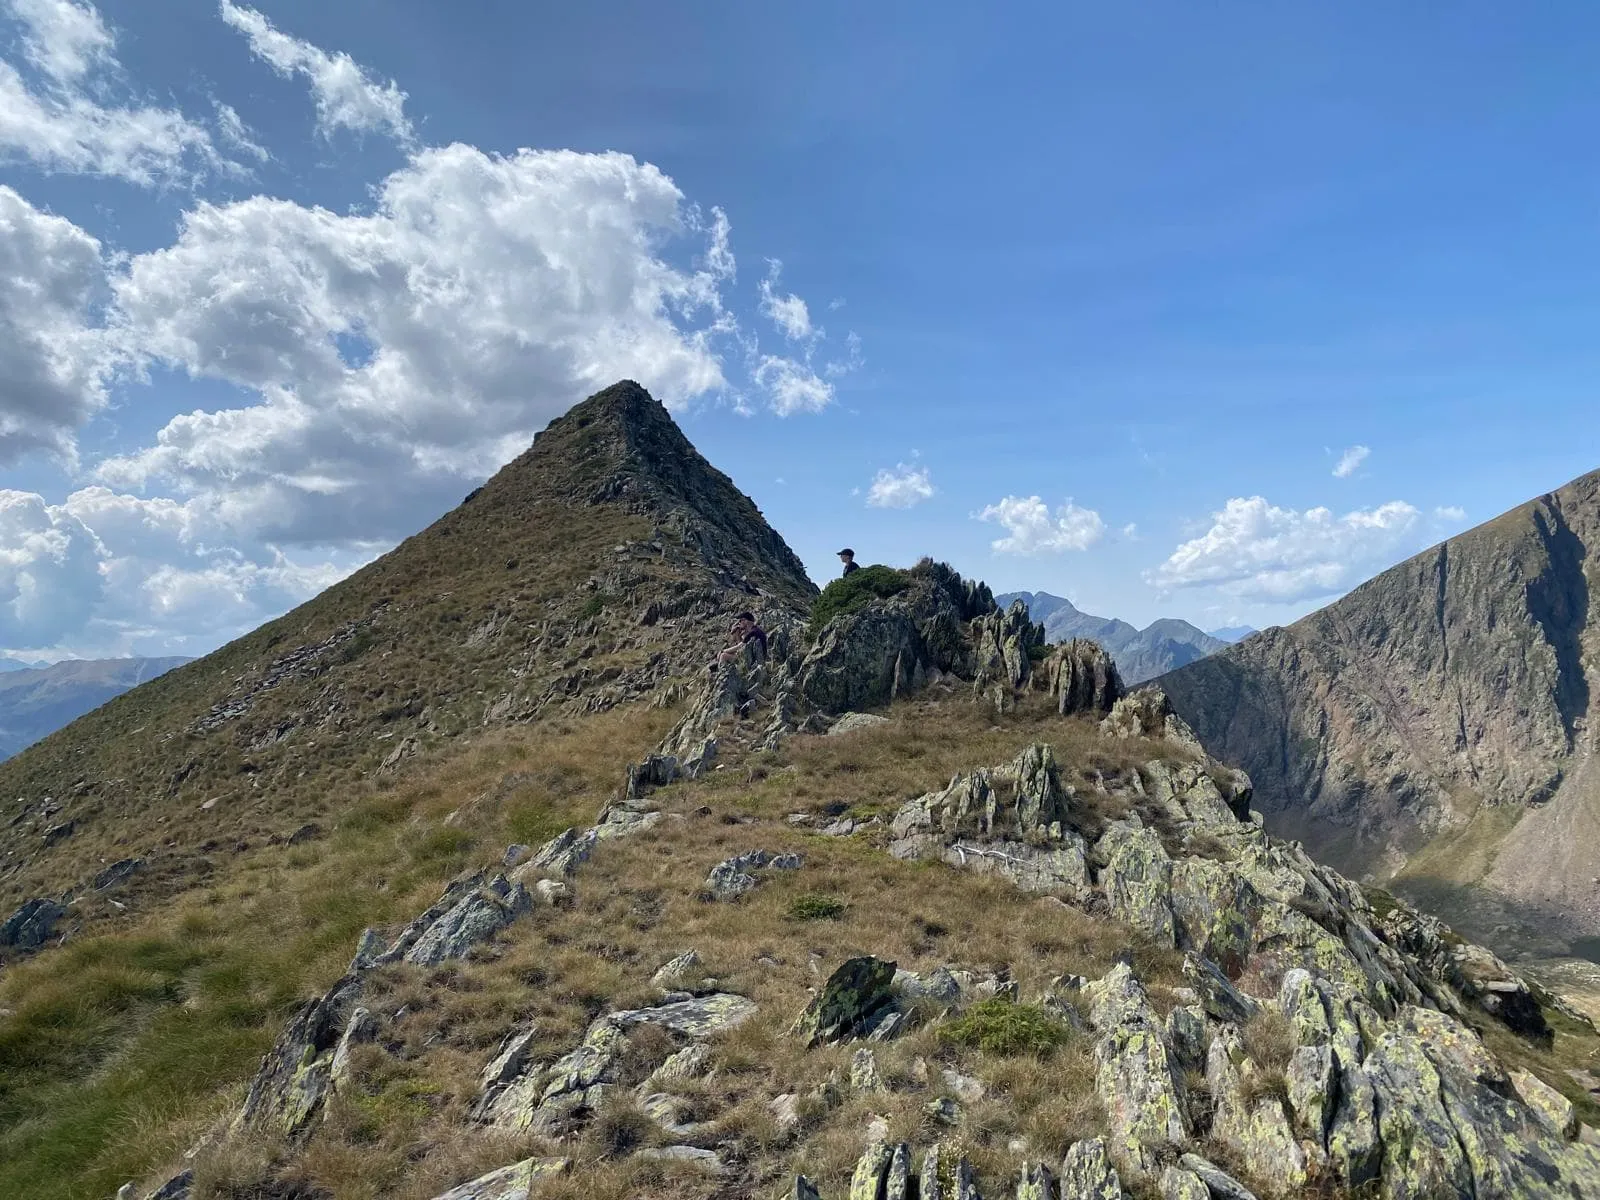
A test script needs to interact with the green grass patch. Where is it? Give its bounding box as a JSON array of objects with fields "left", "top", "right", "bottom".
[
  {"left": 807, "top": 565, "right": 912, "bottom": 637},
  {"left": 937, "top": 999, "right": 1072, "bottom": 1057},
  {"left": 787, "top": 893, "right": 846, "bottom": 921}
]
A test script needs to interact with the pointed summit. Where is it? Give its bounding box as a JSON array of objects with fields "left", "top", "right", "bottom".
[{"left": 0, "top": 381, "right": 816, "bottom": 922}]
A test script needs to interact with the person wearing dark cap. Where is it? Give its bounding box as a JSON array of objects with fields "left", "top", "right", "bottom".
[{"left": 837, "top": 548, "right": 860, "bottom": 577}]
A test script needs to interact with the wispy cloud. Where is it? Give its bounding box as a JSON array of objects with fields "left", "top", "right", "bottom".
[{"left": 1333, "top": 444, "right": 1370, "bottom": 478}]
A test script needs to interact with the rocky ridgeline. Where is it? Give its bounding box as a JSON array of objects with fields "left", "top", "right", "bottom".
[{"left": 117, "top": 564, "right": 1600, "bottom": 1200}]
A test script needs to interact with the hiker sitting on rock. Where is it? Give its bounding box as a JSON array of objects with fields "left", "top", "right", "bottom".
[
  {"left": 711, "top": 611, "right": 767, "bottom": 672},
  {"left": 837, "top": 548, "right": 860, "bottom": 577}
]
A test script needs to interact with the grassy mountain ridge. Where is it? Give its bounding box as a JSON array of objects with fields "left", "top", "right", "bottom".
[
  {"left": 0, "top": 657, "right": 192, "bottom": 761},
  {"left": 4, "top": 387, "right": 1599, "bottom": 1200},
  {"left": 0, "top": 381, "right": 815, "bottom": 947},
  {"left": 1159, "top": 466, "right": 1600, "bottom": 959}
]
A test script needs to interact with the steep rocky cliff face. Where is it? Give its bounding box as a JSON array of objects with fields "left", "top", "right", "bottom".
[{"left": 1160, "top": 468, "right": 1599, "bottom": 957}]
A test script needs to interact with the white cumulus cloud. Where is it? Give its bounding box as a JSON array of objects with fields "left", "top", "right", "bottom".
[
  {"left": 1147, "top": 495, "right": 1430, "bottom": 602},
  {"left": 1333, "top": 444, "right": 1370, "bottom": 478},
  {"left": 219, "top": 0, "right": 413, "bottom": 144},
  {"left": 866, "top": 463, "right": 934, "bottom": 509},
  {"left": 98, "top": 145, "right": 744, "bottom": 544},
  {"left": 0, "top": 4, "right": 858, "bottom": 654},
  {"left": 977, "top": 496, "right": 1106, "bottom": 554},
  {"left": 0, "top": 485, "right": 352, "bottom": 653},
  {"left": 0, "top": 185, "right": 113, "bottom": 464}
]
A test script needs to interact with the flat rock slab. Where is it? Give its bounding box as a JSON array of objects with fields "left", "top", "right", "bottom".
[{"left": 429, "top": 1158, "right": 570, "bottom": 1200}]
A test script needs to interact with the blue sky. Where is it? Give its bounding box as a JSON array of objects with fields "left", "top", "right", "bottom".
[{"left": 2, "top": 1, "right": 1599, "bottom": 660}]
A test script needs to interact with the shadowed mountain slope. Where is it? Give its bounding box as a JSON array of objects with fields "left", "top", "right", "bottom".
[
  {"left": 1160, "top": 468, "right": 1600, "bottom": 958},
  {"left": 0, "top": 657, "right": 191, "bottom": 761}
]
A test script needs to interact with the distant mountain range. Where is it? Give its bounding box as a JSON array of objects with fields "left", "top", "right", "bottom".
[
  {"left": 994, "top": 591, "right": 1252, "bottom": 683},
  {"left": 0, "top": 658, "right": 192, "bottom": 760}
]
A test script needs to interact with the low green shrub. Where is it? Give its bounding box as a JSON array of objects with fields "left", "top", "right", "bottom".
[
  {"left": 807, "top": 565, "right": 912, "bottom": 637},
  {"left": 787, "top": 893, "right": 846, "bottom": 921},
  {"left": 937, "top": 998, "right": 1071, "bottom": 1057}
]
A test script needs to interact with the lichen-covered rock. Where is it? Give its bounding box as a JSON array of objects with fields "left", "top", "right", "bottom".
[
  {"left": 327, "top": 1006, "right": 377, "bottom": 1099},
  {"left": 608, "top": 993, "right": 756, "bottom": 1038},
  {"left": 1015, "top": 1161, "right": 1055, "bottom": 1199},
  {"left": 792, "top": 957, "right": 900, "bottom": 1046},
  {"left": 1512, "top": 1068, "right": 1579, "bottom": 1140},
  {"left": 1085, "top": 966, "right": 1187, "bottom": 1173},
  {"left": 1285, "top": 1042, "right": 1336, "bottom": 1145},
  {"left": 521, "top": 827, "right": 597, "bottom": 876},
  {"left": 1176, "top": 1154, "right": 1258, "bottom": 1200},
  {"left": 1059, "top": 1137, "right": 1123, "bottom": 1198},
  {"left": 829, "top": 711, "right": 891, "bottom": 736},
  {"left": 1007, "top": 742, "right": 1070, "bottom": 829},
  {"left": 1099, "top": 686, "right": 1200, "bottom": 751},
  {"left": 1181, "top": 953, "right": 1259, "bottom": 1024},
  {"left": 972, "top": 599, "right": 1044, "bottom": 694},
  {"left": 850, "top": 1141, "right": 893, "bottom": 1200},
  {"left": 1098, "top": 819, "right": 1176, "bottom": 944},
  {"left": 1206, "top": 1025, "right": 1308, "bottom": 1189},
  {"left": 1171, "top": 857, "right": 1259, "bottom": 976},
  {"left": 469, "top": 1028, "right": 538, "bottom": 1122},
  {"left": 0, "top": 896, "right": 65, "bottom": 952},
  {"left": 427, "top": 1157, "right": 569, "bottom": 1200},
  {"left": 1157, "top": 1166, "right": 1208, "bottom": 1200},
  {"left": 1164, "top": 1004, "right": 1207, "bottom": 1074},
  {"left": 917, "top": 1143, "right": 981, "bottom": 1200},
  {"left": 651, "top": 949, "right": 703, "bottom": 991},
  {"left": 850, "top": 1047, "right": 881, "bottom": 1093},
  {"left": 233, "top": 973, "right": 362, "bottom": 1137},
  {"left": 398, "top": 875, "right": 532, "bottom": 966}
]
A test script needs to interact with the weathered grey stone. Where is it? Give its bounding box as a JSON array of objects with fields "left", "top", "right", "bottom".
[
  {"left": 705, "top": 849, "right": 802, "bottom": 900},
  {"left": 943, "top": 836, "right": 1091, "bottom": 896},
  {"left": 1157, "top": 1166, "right": 1208, "bottom": 1200},
  {"left": 0, "top": 897, "right": 65, "bottom": 951},
  {"left": 469, "top": 1027, "right": 538, "bottom": 1121},
  {"left": 427, "top": 1157, "right": 569, "bottom": 1200},
  {"left": 1205, "top": 1024, "right": 1307, "bottom": 1190},
  {"left": 607, "top": 993, "right": 757, "bottom": 1038},
  {"left": 792, "top": 956, "right": 900, "bottom": 1046},
  {"left": 327, "top": 1006, "right": 377, "bottom": 1098},
  {"left": 1059, "top": 1137, "right": 1123, "bottom": 1198},
  {"left": 533, "top": 878, "right": 571, "bottom": 907},
  {"left": 850, "top": 1047, "right": 882, "bottom": 1092},
  {"left": 1176, "top": 1154, "right": 1257, "bottom": 1200},
  {"left": 1099, "top": 686, "right": 1199, "bottom": 750},
  {"left": 635, "top": 1145, "right": 723, "bottom": 1172},
  {"left": 829, "top": 711, "right": 891, "bottom": 736},
  {"left": 1512, "top": 1068, "right": 1579, "bottom": 1140},
  {"left": 1181, "top": 952, "right": 1259, "bottom": 1024},
  {"left": 232, "top": 973, "right": 362, "bottom": 1137},
  {"left": 1098, "top": 819, "right": 1175, "bottom": 944},
  {"left": 348, "top": 927, "right": 387, "bottom": 972},
  {"left": 1036, "top": 637, "right": 1122, "bottom": 715},
  {"left": 942, "top": 1067, "right": 985, "bottom": 1105},
  {"left": 648, "top": 1042, "right": 712, "bottom": 1086},
  {"left": 144, "top": 1171, "right": 194, "bottom": 1200},
  {"left": 93, "top": 857, "right": 143, "bottom": 891},
  {"left": 400, "top": 875, "right": 532, "bottom": 965},
  {"left": 895, "top": 965, "right": 963, "bottom": 1007},
  {"left": 788, "top": 1177, "right": 823, "bottom": 1200},
  {"left": 522, "top": 827, "right": 597, "bottom": 876},
  {"left": 651, "top": 949, "right": 702, "bottom": 991},
  {"left": 884, "top": 1143, "right": 913, "bottom": 1200},
  {"left": 1170, "top": 857, "right": 1259, "bottom": 976}
]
